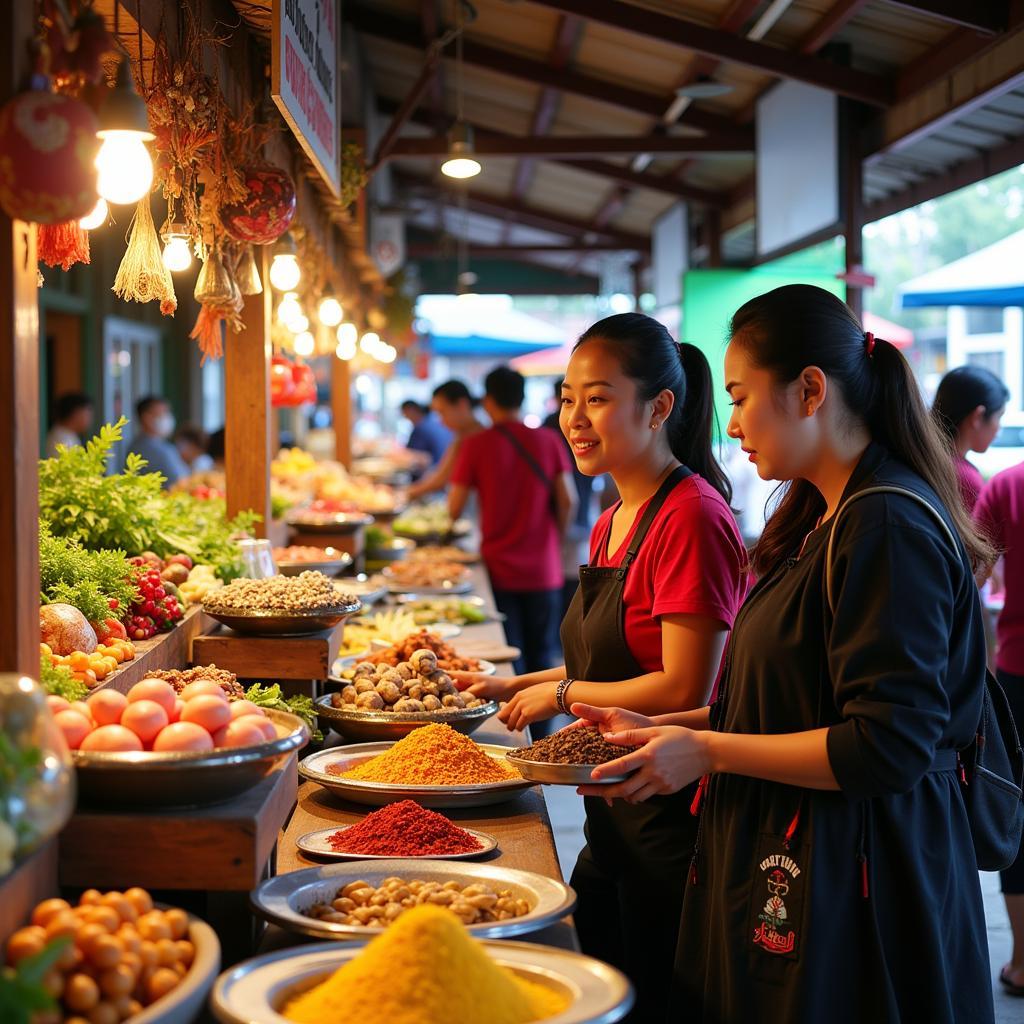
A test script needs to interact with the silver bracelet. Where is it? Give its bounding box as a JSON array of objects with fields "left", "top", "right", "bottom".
[{"left": 555, "top": 678, "right": 575, "bottom": 716}]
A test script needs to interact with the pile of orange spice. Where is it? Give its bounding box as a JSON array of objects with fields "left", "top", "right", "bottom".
[{"left": 333, "top": 723, "right": 520, "bottom": 786}]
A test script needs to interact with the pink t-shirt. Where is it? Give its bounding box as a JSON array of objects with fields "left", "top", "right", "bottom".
[
  {"left": 975, "top": 461, "right": 1024, "bottom": 675},
  {"left": 590, "top": 475, "right": 747, "bottom": 673},
  {"left": 452, "top": 421, "right": 571, "bottom": 592},
  {"left": 955, "top": 457, "right": 984, "bottom": 513}
]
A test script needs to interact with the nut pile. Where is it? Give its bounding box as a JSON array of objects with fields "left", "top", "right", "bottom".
[
  {"left": 514, "top": 726, "right": 638, "bottom": 765},
  {"left": 306, "top": 876, "right": 531, "bottom": 928},
  {"left": 361, "top": 629, "right": 482, "bottom": 673},
  {"left": 332, "top": 647, "right": 487, "bottom": 713},
  {"left": 147, "top": 664, "right": 245, "bottom": 700},
  {"left": 204, "top": 571, "right": 357, "bottom": 613}
]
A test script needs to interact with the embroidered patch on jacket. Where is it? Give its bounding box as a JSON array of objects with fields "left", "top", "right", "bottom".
[{"left": 749, "top": 834, "right": 805, "bottom": 960}]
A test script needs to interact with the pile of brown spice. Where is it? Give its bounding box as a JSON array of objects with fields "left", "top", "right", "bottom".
[
  {"left": 147, "top": 664, "right": 245, "bottom": 699},
  {"left": 514, "top": 726, "right": 637, "bottom": 766}
]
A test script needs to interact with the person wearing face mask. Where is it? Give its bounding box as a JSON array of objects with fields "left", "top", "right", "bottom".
[
  {"left": 931, "top": 364, "right": 1009, "bottom": 512},
  {"left": 123, "top": 395, "right": 190, "bottom": 487},
  {"left": 571, "top": 285, "right": 995, "bottom": 1023},
  {"left": 455, "top": 316, "right": 746, "bottom": 1023}
]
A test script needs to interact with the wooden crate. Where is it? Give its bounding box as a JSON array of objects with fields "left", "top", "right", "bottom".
[{"left": 191, "top": 624, "right": 345, "bottom": 681}]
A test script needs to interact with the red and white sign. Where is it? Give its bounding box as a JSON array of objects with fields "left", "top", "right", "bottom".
[{"left": 272, "top": 0, "right": 341, "bottom": 197}]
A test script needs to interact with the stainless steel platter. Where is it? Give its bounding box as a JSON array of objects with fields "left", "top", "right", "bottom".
[
  {"left": 72, "top": 710, "right": 309, "bottom": 808},
  {"left": 504, "top": 753, "right": 632, "bottom": 786},
  {"left": 249, "top": 860, "right": 576, "bottom": 941},
  {"left": 286, "top": 511, "right": 375, "bottom": 533},
  {"left": 275, "top": 549, "right": 352, "bottom": 577},
  {"left": 298, "top": 741, "right": 535, "bottom": 808},
  {"left": 381, "top": 566, "right": 475, "bottom": 596},
  {"left": 337, "top": 574, "right": 388, "bottom": 606},
  {"left": 314, "top": 693, "right": 499, "bottom": 742},
  {"left": 295, "top": 824, "right": 498, "bottom": 861},
  {"left": 202, "top": 600, "right": 362, "bottom": 636},
  {"left": 211, "top": 938, "right": 632, "bottom": 1024}
]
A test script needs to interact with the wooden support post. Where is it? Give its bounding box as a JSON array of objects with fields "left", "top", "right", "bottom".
[
  {"left": 0, "top": 2, "right": 40, "bottom": 675},
  {"left": 226, "top": 249, "right": 272, "bottom": 536},
  {"left": 332, "top": 356, "right": 352, "bottom": 468}
]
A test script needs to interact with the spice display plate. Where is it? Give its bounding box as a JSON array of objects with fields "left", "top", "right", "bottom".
[
  {"left": 202, "top": 600, "right": 362, "bottom": 636},
  {"left": 298, "top": 742, "right": 536, "bottom": 808},
  {"left": 249, "top": 860, "right": 576, "bottom": 941},
  {"left": 313, "top": 694, "right": 500, "bottom": 743},
  {"left": 211, "top": 938, "right": 632, "bottom": 1024},
  {"left": 504, "top": 754, "right": 632, "bottom": 786},
  {"left": 275, "top": 550, "right": 353, "bottom": 577},
  {"left": 337, "top": 575, "right": 388, "bottom": 606},
  {"left": 286, "top": 511, "right": 375, "bottom": 533},
  {"left": 384, "top": 578, "right": 475, "bottom": 596},
  {"left": 295, "top": 824, "right": 499, "bottom": 861},
  {"left": 72, "top": 710, "right": 309, "bottom": 808}
]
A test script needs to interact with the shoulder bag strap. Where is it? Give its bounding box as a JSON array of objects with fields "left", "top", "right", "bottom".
[
  {"left": 825, "top": 484, "right": 960, "bottom": 614},
  {"left": 495, "top": 424, "right": 553, "bottom": 493}
]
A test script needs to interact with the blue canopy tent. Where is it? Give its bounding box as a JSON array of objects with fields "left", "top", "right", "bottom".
[
  {"left": 416, "top": 295, "right": 565, "bottom": 357},
  {"left": 899, "top": 229, "right": 1024, "bottom": 308}
]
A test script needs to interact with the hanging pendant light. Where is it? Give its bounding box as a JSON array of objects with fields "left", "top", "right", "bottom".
[
  {"left": 293, "top": 331, "right": 315, "bottom": 357},
  {"left": 95, "top": 58, "right": 155, "bottom": 205},
  {"left": 269, "top": 232, "right": 301, "bottom": 290},
  {"left": 318, "top": 283, "right": 343, "bottom": 327},
  {"left": 441, "top": 122, "right": 481, "bottom": 180},
  {"left": 160, "top": 223, "right": 192, "bottom": 272},
  {"left": 79, "top": 197, "right": 108, "bottom": 230}
]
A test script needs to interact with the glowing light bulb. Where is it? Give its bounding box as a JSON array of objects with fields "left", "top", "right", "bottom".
[
  {"left": 162, "top": 235, "right": 192, "bottom": 272},
  {"left": 269, "top": 253, "right": 301, "bottom": 291},
  {"left": 318, "top": 295, "right": 343, "bottom": 327},
  {"left": 336, "top": 337, "right": 357, "bottom": 360},
  {"left": 288, "top": 313, "right": 309, "bottom": 335},
  {"left": 359, "top": 331, "right": 380, "bottom": 354},
  {"left": 294, "top": 331, "right": 315, "bottom": 357},
  {"left": 378, "top": 343, "right": 397, "bottom": 364},
  {"left": 337, "top": 322, "right": 357, "bottom": 346},
  {"left": 440, "top": 155, "right": 482, "bottom": 179},
  {"left": 79, "top": 197, "right": 108, "bottom": 230},
  {"left": 277, "top": 292, "right": 302, "bottom": 326},
  {"left": 95, "top": 134, "right": 154, "bottom": 205}
]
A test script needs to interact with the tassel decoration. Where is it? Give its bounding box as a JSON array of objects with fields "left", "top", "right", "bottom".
[
  {"left": 189, "top": 250, "right": 246, "bottom": 364},
  {"left": 113, "top": 195, "right": 176, "bottom": 315},
  {"left": 190, "top": 304, "right": 226, "bottom": 365},
  {"left": 38, "top": 220, "right": 91, "bottom": 271}
]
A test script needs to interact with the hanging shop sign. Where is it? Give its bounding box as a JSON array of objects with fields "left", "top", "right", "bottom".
[
  {"left": 272, "top": 0, "right": 341, "bottom": 197},
  {"left": 371, "top": 211, "right": 405, "bottom": 277}
]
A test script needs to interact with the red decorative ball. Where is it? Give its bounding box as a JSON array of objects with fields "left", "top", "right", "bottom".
[
  {"left": 291, "top": 362, "right": 317, "bottom": 406},
  {"left": 220, "top": 164, "right": 296, "bottom": 245},
  {"left": 0, "top": 90, "right": 98, "bottom": 224},
  {"left": 271, "top": 354, "right": 297, "bottom": 407}
]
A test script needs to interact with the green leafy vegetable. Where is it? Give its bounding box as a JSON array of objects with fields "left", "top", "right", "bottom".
[
  {"left": 244, "top": 683, "right": 321, "bottom": 742},
  {"left": 39, "top": 657, "right": 88, "bottom": 703},
  {"left": 0, "top": 937, "right": 71, "bottom": 1024}
]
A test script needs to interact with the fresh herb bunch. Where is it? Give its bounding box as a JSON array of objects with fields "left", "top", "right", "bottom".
[
  {"left": 39, "top": 522, "right": 137, "bottom": 624},
  {"left": 39, "top": 657, "right": 88, "bottom": 703},
  {"left": 0, "top": 937, "right": 71, "bottom": 1024},
  {"left": 245, "top": 683, "right": 321, "bottom": 741},
  {"left": 158, "top": 493, "right": 261, "bottom": 581}
]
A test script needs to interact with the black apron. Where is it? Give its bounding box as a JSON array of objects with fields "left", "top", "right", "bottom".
[{"left": 560, "top": 465, "right": 698, "bottom": 1024}]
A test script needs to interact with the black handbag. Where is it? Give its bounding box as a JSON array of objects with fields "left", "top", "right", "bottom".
[{"left": 826, "top": 484, "right": 1024, "bottom": 871}]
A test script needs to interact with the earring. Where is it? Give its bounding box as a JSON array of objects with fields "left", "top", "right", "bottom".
[{"left": 650, "top": 421, "right": 658, "bottom": 430}]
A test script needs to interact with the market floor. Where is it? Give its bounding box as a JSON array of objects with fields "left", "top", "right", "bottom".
[{"left": 545, "top": 787, "right": 1019, "bottom": 1021}]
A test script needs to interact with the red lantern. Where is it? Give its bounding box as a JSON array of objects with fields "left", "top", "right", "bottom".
[
  {"left": 220, "top": 164, "right": 296, "bottom": 246},
  {"left": 0, "top": 90, "right": 98, "bottom": 224},
  {"left": 271, "top": 354, "right": 296, "bottom": 407},
  {"left": 291, "top": 362, "right": 317, "bottom": 406}
]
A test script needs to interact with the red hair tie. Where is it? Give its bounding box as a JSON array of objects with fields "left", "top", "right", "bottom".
[{"left": 864, "top": 331, "right": 875, "bottom": 357}]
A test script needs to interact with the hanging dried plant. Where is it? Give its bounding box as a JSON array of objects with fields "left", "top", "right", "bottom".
[
  {"left": 189, "top": 244, "right": 244, "bottom": 363},
  {"left": 38, "top": 220, "right": 90, "bottom": 271},
  {"left": 340, "top": 143, "right": 369, "bottom": 209},
  {"left": 112, "top": 195, "right": 176, "bottom": 315}
]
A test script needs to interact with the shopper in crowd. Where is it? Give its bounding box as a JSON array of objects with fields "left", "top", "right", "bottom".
[
  {"left": 570, "top": 285, "right": 993, "bottom": 1024},
  {"left": 173, "top": 423, "right": 214, "bottom": 473},
  {"left": 407, "top": 380, "right": 485, "bottom": 500},
  {"left": 975, "top": 460, "right": 1024, "bottom": 998},
  {"left": 401, "top": 399, "right": 452, "bottom": 468},
  {"left": 46, "top": 391, "right": 93, "bottom": 456},
  {"left": 449, "top": 366, "right": 576, "bottom": 676},
  {"left": 931, "top": 364, "right": 1008, "bottom": 511},
  {"left": 458, "top": 318, "right": 746, "bottom": 1023},
  {"left": 206, "top": 427, "right": 225, "bottom": 470},
  {"left": 123, "top": 395, "right": 189, "bottom": 487},
  {"left": 543, "top": 377, "right": 598, "bottom": 617}
]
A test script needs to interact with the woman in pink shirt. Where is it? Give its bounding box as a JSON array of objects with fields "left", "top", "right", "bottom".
[
  {"left": 931, "top": 365, "right": 1008, "bottom": 512},
  {"left": 976, "top": 462, "right": 1024, "bottom": 997}
]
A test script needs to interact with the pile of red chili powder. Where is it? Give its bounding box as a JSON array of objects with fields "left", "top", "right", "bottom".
[{"left": 327, "top": 800, "right": 483, "bottom": 856}]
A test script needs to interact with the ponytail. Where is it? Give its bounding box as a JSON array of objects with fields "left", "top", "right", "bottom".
[
  {"left": 730, "top": 285, "right": 995, "bottom": 575},
  {"left": 574, "top": 313, "right": 732, "bottom": 505}
]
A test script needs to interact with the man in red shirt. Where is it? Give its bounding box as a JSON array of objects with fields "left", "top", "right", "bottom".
[{"left": 450, "top": 366, "right": 576, "bottom": 675}]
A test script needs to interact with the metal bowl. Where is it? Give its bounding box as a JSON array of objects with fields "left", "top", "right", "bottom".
[
  {"left": 136, "top": 912, "right": 221, "bottom": 1024},
  {"left": 338, "top": 575, "right": 388, "bottom": 606},
  {"left": 296, "top": 824, "right": 498, "bottom": 861},
  {"left": 249, "top": 860, "right": 576, "bottom": 941},
  {"left": 275, "top": 549, "right": 353, "bottom": 577},
  {"left": 286, "top": 511, "right": 375, "bottom": 533},
  {"left": 505, "top": 753, "right": 632, "bottom": 786},
  {"left": 202, "top": 601, "right": 362, "bottom": 636},
  {"left": 299, "top": 742, "right": 535, "bottom": 808},
  {"left": 212, "top": 939, "right": 632, "bottom": 1024},
  {"left": 72, "top": 710, "right": 309, "bottom": 809},
  {"left": 314, "top": 693, "right": 499, "bottom": 742}
]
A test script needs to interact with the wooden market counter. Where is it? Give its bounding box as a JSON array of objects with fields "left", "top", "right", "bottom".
[{"left": 272, "top": 563, "right": 578, "bottom": 952}]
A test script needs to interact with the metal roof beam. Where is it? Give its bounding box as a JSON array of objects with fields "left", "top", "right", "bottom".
[
  {"left": 529, "top": 0, "right": 894, "bottom": 106},
  {"left": 387, "top": 134, "right": 752, "bottom": 158},
  {"left": 880, "top": 1, "right": 1007, "bottom": 35}
]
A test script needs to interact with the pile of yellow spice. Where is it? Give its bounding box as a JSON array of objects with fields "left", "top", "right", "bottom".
[
  {"left": 283, "top": 904, "right": 568, "bottom": 1024},
  {"left": 334, "top": 722, "right": 521, "bottom": 786}
]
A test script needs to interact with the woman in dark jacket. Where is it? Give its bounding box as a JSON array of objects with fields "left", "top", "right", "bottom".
[{"left": 575, "top": 284, "right": 995, "bottom": 1023}]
